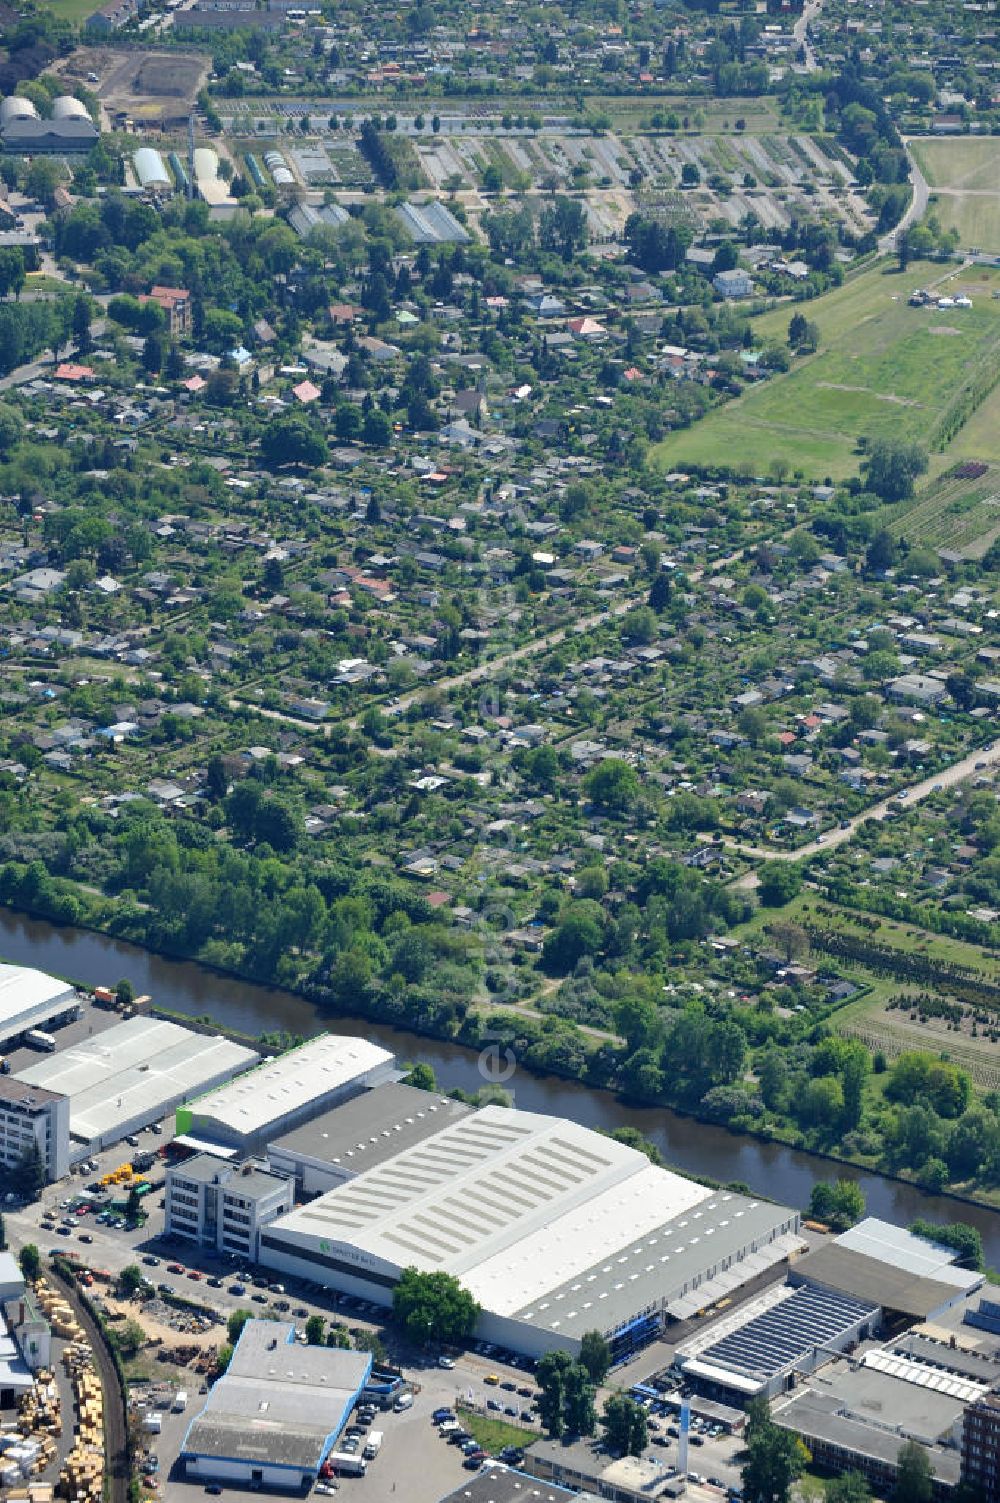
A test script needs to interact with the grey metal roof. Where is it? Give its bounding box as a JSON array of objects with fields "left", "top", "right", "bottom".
[
  {"left": 514, "top": 1195, "right": 800, "bottom": 1342},
  {"left": 182, "top": 1321, "right": 370, "bottom": 1471},
  {"left": 395, "top": 200, "right": 470, "bottom": 244},
  {"left": 266, "top": 1084, "right": 472, "bottom": 1169},
  {"left": 437, "top": 1465, "right": 593, "bottom": 1503},
  {"left": 791, "top": 1244, "right": 983, "bottom": 1319}
]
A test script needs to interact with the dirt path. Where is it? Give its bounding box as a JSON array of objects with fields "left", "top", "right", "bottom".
[{"left": 718, "top": 734, "right": 1000, "bottom": 879}]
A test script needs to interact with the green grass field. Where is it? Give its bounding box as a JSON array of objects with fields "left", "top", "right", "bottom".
[
  {"left": 909, "top": 138, "right": 1000, "bottom": 252},
  {"left": 650, "top": 259, "right": 1000, "bottom": 480},
  {"left": 35, "top": 0, "right": 103, "bottom": 20}
]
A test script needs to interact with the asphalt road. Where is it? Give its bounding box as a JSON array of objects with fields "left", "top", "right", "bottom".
[
  {"left": 880, "top": 141, "right": 931, "bottom": 253},
  {"left": 792, "top": 0, "right": 823, "bottom": 71}
]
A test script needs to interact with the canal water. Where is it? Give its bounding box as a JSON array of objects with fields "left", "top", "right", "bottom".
[{"left": 3, "top": 905, "right": 999, "bottom": 1262}]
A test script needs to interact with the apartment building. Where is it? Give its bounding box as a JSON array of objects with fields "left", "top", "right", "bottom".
[
  {"left": 963, "top": 1394, "right": 1000, "bottom": 1503},
  {"left": 165, "top": 1155, "right": 292, "bottom": 1261}
]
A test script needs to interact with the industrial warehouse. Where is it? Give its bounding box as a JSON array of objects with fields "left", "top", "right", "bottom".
[
  {"left": 0, "top": 964, "right": 81, "bottom": 1048},
  {"left": 176, "top": 1034, "right": 397, "bottom": 1153},
  {"left": 13, "top": 1015, "right": 258, "bottom": 1157},
  {"left": 180, "top": 1321, "right": 372, "bottom": 1489},
  {"left": 258, "top": 1104, "right": 803, "bottom": 1359}
]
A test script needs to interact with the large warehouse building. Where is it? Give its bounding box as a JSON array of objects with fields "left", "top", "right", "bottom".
[
  {"left": 260, "top": 1105, "right": 801, "bottom": 1359},
  {"left": 177, "top": 1035, "right": 397, "bottom": 1153},
  {"left": 14, "top": 1017, "right": 258, "bottom": 1156},
  {"left": 265, "top": 1082, "right": 472, "bottom": 1198},
  {"left": 0, "top": 964, "right": 81, "bottom": 1048},
  {"left": 180, "top": 1320, "right": 371, "bottom": 1490}
]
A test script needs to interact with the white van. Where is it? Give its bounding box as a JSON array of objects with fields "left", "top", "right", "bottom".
[{"left": 393, "top": 1392, "right": 413, "bottom": 1412}]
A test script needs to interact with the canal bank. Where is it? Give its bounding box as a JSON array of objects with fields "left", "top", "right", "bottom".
[{"left": 2, "top": 902, "right": 999, "bottom": 1263}]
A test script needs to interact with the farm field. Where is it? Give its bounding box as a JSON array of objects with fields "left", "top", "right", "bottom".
[
  {"left": 837, "top": 996, "right": 1000, "bottom": 1093},
  {"left": 909, "top": 137, "right": 1000, "bottom": 252},
  {"left": 882, "top": 464, "right": 1000, "bottom": 558},
  {"left": 650, "top": 258, "right": 1000, "bottom": 479}
]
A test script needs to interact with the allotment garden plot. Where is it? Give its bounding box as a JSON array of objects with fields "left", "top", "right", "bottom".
[
  {"left": 414, "top": 128, "right": 872, "bottom": 241},
  {"left": 652, "top": 262, "right": 1000, "bottom": 480}
]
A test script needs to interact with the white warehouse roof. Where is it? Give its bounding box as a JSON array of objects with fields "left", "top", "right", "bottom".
[
  {"left": 0, "top": 963, "right": 77, "bottom": 1041},
  {"left": 15, "top": 1016, "right": 258, "bottom": 1146},
  {"left": 184, "top": 1035, "right": 394, "bottom": 1141},
  {"left": 270, "top": 1107, "right": 713, "bottom": 1315}
]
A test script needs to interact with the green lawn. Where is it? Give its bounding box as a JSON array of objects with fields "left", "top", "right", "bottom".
[
  {"left": 650, "top": 259, "right": 1000, "bottom": 480},
  {"left": 911, "top": 137, "right": 1000, "bottom": 193},
  {"left": 35, "top": 0, "right": 103, "bottom": 19},
  {"left": 909, "top": 138, "right": 1000, "bottom": 252},
  {"left": 456, "top": 1406, "right": 533, "bottom": 1454}
]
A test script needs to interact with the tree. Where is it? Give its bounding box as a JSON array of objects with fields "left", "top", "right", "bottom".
[
  {"left": 537, "top": 1350, "right": 572, "bottom": 1438},
  {"left": 579, "top": 1330, "right": 611, "bottom": 1384},
  {"left": 260, "top": 415, "right": 327, "bottom": 470},
  {"left": 12, "top": 1141, "right": 46, "bottom": 1199},
  {"left": 585, "top": 758, "right": 640, "bottom": 811},
  {"left": 541, "top": 906, "right": 603, "bottom": 975},
  {"left": 362, "top": 409, "right": 392, "bottom": 447},
  {"left": 404, "top": 1062, "right": 437, "bottom": 1091},
  {"left": 828, "top": 1474, "right": 871, "bottom": 1503},
  {"left": 72, "top": 294, "right": 91, "bottom": 354},
  {"left": 27, "top": 158, "right": 63, "bottom": 209},
  {"left": 125, "top": 1185, "right": 143, "bottom": 1224},
  {"left": 0, "top": 249, "right": 25, "bottom": 302},
  {"left": 895, "top": 1441, "right": 933, "bottom": 1503},
  {"left": 808, "top": 1179, "right": 865, "bottom": 1231},
  {"left": 18, "top": 1244, "right": 40, "bottom": 1281},
  {"left": 862, "top": 442, "right": 928, "bottom": 504},
  {"left": 649, "top": 572, "right": 672, "bottom": 612},
  {"left": 227, "top": 1308, "right": 252, "bottom": 1345},
  {"left": 305, "top": 1314, "right": 326, "bottom": 1345},
  {"left": 910, "top": 1220, "right": 984, "bottom": 1271},
  {"left": 563, "top": 1362, "right": 596, "bottom": 1436},
  {"left": 119, "top": 1263, "right": 144, "bottom": 1297},
  {"left": 116, "top": 978, "right": 135, "bottom": 1006},
  {"left": 681, "top": 162, "right": 701, "bottom": 186},
  {"left": 740, "top": 1397, "right": 808, "bottom": 1503},
  {"left": 0, "top": 402, "right": 24, "bottom": 458},
  {"left": 757, "top": 863, "right": 802, "bottom": 908},
  {"left": 392, "top": 1268, "right": 480, "bottom": 1344},
  {"left": 602, "top": 1392, "right": 648, "bottom": 1455}
]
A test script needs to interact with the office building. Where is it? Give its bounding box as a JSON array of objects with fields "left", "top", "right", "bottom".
[
  {"left": 0, "top": 1075, "right": 69, "bottom": 1183},
  {"left": 166, "top": 1155, "right": 293, "bottom": 1261}
]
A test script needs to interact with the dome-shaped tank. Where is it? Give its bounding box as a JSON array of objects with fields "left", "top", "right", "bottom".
[
  {"left": 0, "top": 96, "right": 40, "bottom": 126},
  {"left": 51, "top": 95, "right": 91, "bottom": 122}
]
